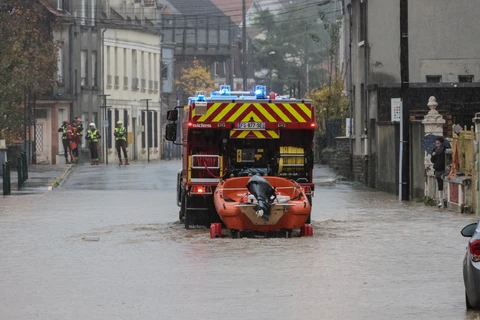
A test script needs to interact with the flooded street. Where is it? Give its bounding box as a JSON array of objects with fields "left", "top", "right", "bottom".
[{"left": 1, "top": 161, "right": 479, "bottom": 319}]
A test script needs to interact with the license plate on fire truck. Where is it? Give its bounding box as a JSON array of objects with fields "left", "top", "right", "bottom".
[{"left": 237, "top": 122, "right": 265, "bottom": 130}]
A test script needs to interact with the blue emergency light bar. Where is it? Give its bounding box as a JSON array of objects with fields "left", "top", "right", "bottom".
[
  {"left": 188, "top": 85, "right": 296, "bottom": 101},
  {"left": 254, "top": 85, "right": 266, "bottom": 99}
]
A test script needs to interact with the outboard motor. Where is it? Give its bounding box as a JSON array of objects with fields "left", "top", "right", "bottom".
[{"left": 246, "top": 175, "right": 276, "bottom": 221}]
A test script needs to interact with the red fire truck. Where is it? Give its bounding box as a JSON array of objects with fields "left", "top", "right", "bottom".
[{"left": 165, "top": 85, "right": 316, "bottom": 234}]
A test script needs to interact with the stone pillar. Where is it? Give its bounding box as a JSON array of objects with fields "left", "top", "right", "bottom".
[
  {"left": 422, "top": 96, "right": 445, "bottom": 198},
  {"left": 473, "top": 113, "right": 480, "bottom": 215}
]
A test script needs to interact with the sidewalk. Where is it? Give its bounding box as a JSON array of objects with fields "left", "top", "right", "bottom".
[{"left": 0, "top": 164, "right": 75, "bottom": 195}]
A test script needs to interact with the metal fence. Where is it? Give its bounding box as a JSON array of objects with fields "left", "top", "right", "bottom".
[
  {"left": 17, "top": 152, "right": 28, "bottom": 190},
  {"left": 326, "top": 119, "right": 343, "bottom": 148},
  {"left": 2, "top": 161, "right": 11, "bottom": 195}
]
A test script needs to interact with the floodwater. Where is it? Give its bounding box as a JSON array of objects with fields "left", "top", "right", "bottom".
[{"left": 1, "top": 161, "right": 479, "bottom": 319}]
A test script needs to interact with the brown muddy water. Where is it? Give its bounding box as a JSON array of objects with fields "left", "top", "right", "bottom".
[{"left": 0, "top": 163, "right": 479, "bottom": 319}]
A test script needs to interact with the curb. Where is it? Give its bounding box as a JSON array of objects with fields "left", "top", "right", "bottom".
[{"left": 48, "top": 164, "right": 76, "bottom": 191}]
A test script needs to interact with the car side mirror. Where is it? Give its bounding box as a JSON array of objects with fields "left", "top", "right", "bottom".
[
  {"left": 461, "top": 223, "right": 478, "bottom": 237},
  {"left": 167, "top": 110, "right": 178, "bottom": 122},
  {"left": 165, "top": 123, "right": 177, "bottom": 142}
]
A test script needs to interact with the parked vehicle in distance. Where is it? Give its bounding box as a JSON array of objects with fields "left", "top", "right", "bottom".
[{"left": 461, "top": 218, "right": 480, "bottom": 310}]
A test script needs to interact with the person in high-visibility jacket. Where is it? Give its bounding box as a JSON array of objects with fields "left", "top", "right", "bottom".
[
  {"left": 57, "top": 120, "right": 71, "bottom": 164},
  {"left": 86, "top": 122, "right": 101, "bottom": 165},
  {"left": 114, "top": 120, "right": 129, "bottom": 165}
]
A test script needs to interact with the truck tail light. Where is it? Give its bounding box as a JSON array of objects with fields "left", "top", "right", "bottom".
[
  {"left": 470, "top": 240, "right": 480, "bottom": 262},
  {"left": 191, "top": 186, "right": 212, "bottom": 195},
  {"left": 302, "top": 186, "right": 313, "bottom": 194}
]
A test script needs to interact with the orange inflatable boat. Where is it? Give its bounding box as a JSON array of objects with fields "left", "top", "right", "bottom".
[{"left": 214, "top": 176, "right": 311, "bottom": 233}]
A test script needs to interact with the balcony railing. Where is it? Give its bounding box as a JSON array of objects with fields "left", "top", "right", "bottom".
[
  {"left": 114, "top": 76, "right": 119, "bottom": 89},
  {"left": 124, "top": 77, "right": 128, "bottom": 90}
]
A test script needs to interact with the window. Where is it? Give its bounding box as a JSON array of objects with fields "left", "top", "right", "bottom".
[
  {"left": 153, "top": 54, "right": 157, "bottom": 82},
  {"left": 123, "top": 48, "right": 127, "bottom": 87},
  {"left": 114, "top": 47, "right": 118, "bottom": 76},
  {"left": 154, "top": 111, "right": 158, "bottom": 148},
  {"left": 161, "top": 61, "right": 168, "bottom": 80},
  {"left": 81, "top": 113, "right": 88, "bottom": 148},
  {"left": 426, "top": 75, "right": 441, "bottom": 83},
  {"left": 459, "top": 75, "right": 474, "bottom": 83},
  {"left": 80, "top": 0, "right": 86, "bottom": 25},
  {"left": 90, "top": 0, "right": 96, "bottom": 25},
  {"left": 106, "top": 46, "right": 111, "bottom": 76},
  {"left": 141, "top": 111, "right": 146, "bottom": 148},
  {"left": 148, "top": 111, "right": 153, "bottom": 149},
  {"left": 57, "top": 47, "right": 63, "bottom": 83},
  {"left": 352, "top": 85, "right": 355, "bottom": 134},
  {"left": 91, "top": 51, "right": 97, "bottom": 87},
  {"left": 132, "top": 50, "right": 137, "bottom": 79},
  {"left": 359, "top": 1, "right": 366, "bottom": 43},
  {"left": 114, "top": 48, "right": 119, "bottom": 89},
  {"left": 148, "top": 52, "right": 152, "bottom": 84},
  {"left": 107, "top": 110, "right": 112, "bottom": 148},
  {"left": 141, "top": 51, "right": 145, "bottom": 86},
  {"left": 123, "top": 110, "right": 129, "bottom": 132},
  {"left": 58, "top": 108, "right": 66, "bottom": 153},
  {"left": 80, "top": 50, "right": 88, "bottom": 86},
  {"left": 360, "top": 83, "right": 365, "bottom": 133},
  {"left": 114, "top": 109, "right": 119, "bottom": 132}
]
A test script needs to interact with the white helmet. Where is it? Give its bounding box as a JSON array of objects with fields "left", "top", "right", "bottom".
[{"left": 89, "top": 122, "right": 95, "bottom": 127}]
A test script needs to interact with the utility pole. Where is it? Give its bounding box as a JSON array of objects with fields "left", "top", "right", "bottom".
[
  {"left": 305, "top": 25, "right": 309, "bottom": 93},
  {"left": 32, "top": 92, "right": 36, "bottom": 164},
  {"left": 141, "top": 99, "right": 152, "bottom": 162},
  {"left": 98, "top": 94, "right": 110, "bottom": 165},
  {"left": 242, "top": 0, "right": 247, "bottom": 90},
  {"left": 400, "top": 0, "right": 409, "bottom": 200}
]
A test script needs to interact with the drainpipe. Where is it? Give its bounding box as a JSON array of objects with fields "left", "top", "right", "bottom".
[
  {"left": 348, "top": 3, "right": 353, "bottom": 155},
  {"left": 363, "top": 0, "right": 369, "bottom": 186},
  {"left": 363, "top": 0, "right": 368, "bottom": 157}
]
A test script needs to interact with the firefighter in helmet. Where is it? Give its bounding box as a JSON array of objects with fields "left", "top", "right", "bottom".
[{"left": 114, "top": 120, "right": 129, "bottom": 165}]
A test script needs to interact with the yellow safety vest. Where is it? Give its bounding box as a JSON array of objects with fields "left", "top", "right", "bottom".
[
  {"left": 87, "top": 129, "right": 99, "bottom": 143},
  {"left": 115, "top": 127, "right": 126, "bottom": 141}
]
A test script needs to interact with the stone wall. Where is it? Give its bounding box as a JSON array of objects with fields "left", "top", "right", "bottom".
[
  {"left": 330, "top": 137, "right": 351, "bottom": 178},
  {"left": 367, "top": 154, "right": 376, "bottom": 188},
  {"left": 322, "top": 137, "right": 351, "bottom": 179},
  {"left": 352, "top": 155, "right": 366, "bottom": 182}
]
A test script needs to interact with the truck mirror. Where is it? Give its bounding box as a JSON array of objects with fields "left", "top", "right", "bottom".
[
  {"left": 167, "top": 110, "right": 178, "bottom": 122},
  {"left": 165, "top": 123, "right": 177, "bottom": 141}
]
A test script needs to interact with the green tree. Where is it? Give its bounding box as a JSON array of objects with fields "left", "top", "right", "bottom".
[
  {"left": 314, "top": 10, "right": 343, "bottom": 82},
  {"left": 0, "top": 0, "right": 58, "bottom": 143},
  {"left": 176, "top": 58, "right": 216, "bottom": 97},
  {"left": 252, "top": 3, "right": 331, "bottom": 95},
  {"left": 308, "top": 76, "right": 348, "bottom": 131}
]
